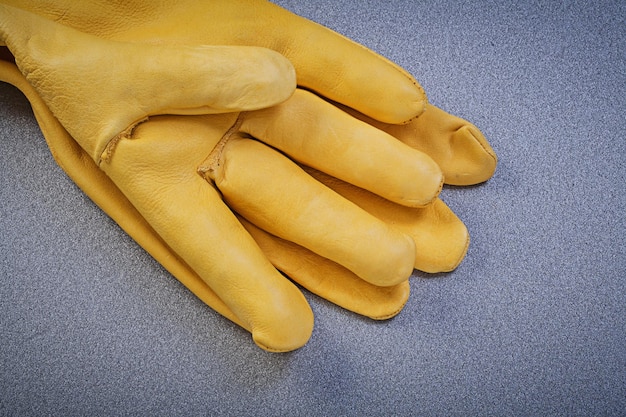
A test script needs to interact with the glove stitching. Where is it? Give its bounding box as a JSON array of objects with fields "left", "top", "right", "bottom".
[
  {"left": 99, "top": 116, "right": 149, "bottom": 166},
  {"left": 197, "top": 112, "right": 245, "bottom": 182}
]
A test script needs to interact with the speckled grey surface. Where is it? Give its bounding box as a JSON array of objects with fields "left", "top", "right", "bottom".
[{"left": 1, "top": 1, "right": 625, "bottom": 416}]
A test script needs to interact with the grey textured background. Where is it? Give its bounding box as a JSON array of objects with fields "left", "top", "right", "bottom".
[{"left": 1, "top": 1, "right": 625, "bottom": 416}]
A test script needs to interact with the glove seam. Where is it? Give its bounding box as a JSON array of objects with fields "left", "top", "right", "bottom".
[
  {"left": 197, "top": 112, "right": 245, "bottom": 181},
  {"left": 99, "top": 116, "right": 149, "bottom": 166}
]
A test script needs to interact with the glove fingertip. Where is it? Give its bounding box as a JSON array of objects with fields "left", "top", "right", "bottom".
[
  {"left": 444, "top": 124, "right": 498, "bottom": 186},
  {"left": 251, "top": 308, "right": 314, "bottom": 353},
  {"left": 232, "top": 47, "right": 297, "bottom": 111}
]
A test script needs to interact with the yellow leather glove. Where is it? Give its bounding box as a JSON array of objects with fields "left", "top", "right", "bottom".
[{"left": 0, "top": 1, "right": 492, "bottom": 350}]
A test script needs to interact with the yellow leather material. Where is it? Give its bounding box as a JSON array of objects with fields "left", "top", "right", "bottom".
[{"left": 0, "top": 1, "right": 494, "bottom": 351}]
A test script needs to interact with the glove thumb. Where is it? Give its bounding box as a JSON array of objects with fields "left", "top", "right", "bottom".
[{"left": 0, "top": 3, "right": 296, "bottom": 162}]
